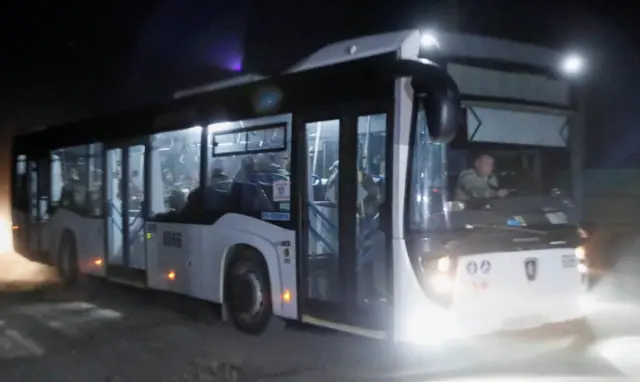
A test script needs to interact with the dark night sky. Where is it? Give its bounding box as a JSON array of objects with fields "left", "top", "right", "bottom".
[{"left": 0, "top": 0, "right": 638, "bottom": 166}]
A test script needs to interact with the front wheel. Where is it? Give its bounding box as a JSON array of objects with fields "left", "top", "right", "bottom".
[
  {"left": 57, "top": 233, "right": 79, "bottom": 287},
  {"left": 227, "top": 257, "right": 272, "bottom": 335}
]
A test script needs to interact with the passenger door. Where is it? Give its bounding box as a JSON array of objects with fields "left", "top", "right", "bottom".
[
  {"left": 104, "top": 141, "right": 148, "bottom": 285},
  {"left": 296, "top": 106, "right": 392, "bottom": 337}
]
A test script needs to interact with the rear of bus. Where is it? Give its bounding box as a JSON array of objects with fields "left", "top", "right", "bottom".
[{"left": 10, "top": 135, "right": 30, "bottom": 257}]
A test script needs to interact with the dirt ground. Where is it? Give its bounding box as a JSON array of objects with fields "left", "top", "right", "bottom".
[{"left": 0, "top": 253, "right": 633, "bottom": 381}]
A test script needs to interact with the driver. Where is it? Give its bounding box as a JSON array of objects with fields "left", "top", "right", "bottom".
[{"left": 454, "top": 154, "right": 510, "bottom": 200}]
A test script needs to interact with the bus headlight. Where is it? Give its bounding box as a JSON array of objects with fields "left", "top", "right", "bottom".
[
  {"left": 429, "top": 273, "right": 454, "bottom": 293},
  {"left": 422, "top": 255, "right": 456, "bottom": 296},
  {"left": 436, "top": 256, "right": 451, "bottom": 272},
  {"left": 575, "top": 245, "right": 589, "bottom": 278},
  {"left": 575, "top": 246, "right": 586, "bottom": 261}
]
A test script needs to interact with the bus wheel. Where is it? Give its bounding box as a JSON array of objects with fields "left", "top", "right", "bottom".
[
  {"left": 57, "top": 233, "right": 79, "bottom": 287},
  {"left": 227, "top": 256, "right": 272, "bottom": 334}
]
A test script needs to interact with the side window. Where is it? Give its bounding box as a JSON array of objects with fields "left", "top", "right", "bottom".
[
  {"left": 28, "top": 160, "right": 38, "bottom": 222},
  {"left": 52, "top": 145, "right": 90, "bottom": 214},
  {"left": 13, "top": 155, "right": 27, "bottom": 213},
  {"left": 207, "top": 115, "right": 291, "bottom": 220},
  {"left": 88, "top": 143, "right": 104, "bottom": 217},
  {"left": 37, "top": 157, "right": 51, "bottom": 221},
  {"left": 149, "top": 126, "right": 202, "bottom": 218}
]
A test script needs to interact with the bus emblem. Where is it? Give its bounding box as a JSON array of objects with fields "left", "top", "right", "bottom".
[
  {"left": 466, "top": 261, "right": 477, "bottom": 275},
  {"left": 525, "top": 258, "right": 538, "bottom": 281},
  {"left": 480, "top": 260, "right": 491, "bottom": 274}
]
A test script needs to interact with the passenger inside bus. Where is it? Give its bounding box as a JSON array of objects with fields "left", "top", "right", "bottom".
[{"left": 151, "top": 124, "right": 292, "bottom": 220}]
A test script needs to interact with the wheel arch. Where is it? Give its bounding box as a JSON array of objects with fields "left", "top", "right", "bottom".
[
  {"left": 219, "top": 240, "right": 283, "bottom": 315},
  {"left": 57, "top": 228, "right": 77, "bottom": 262}
]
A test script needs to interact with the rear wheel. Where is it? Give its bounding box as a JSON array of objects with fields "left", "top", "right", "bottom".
[
  {"left": 57, "top": 233, "right": 79, "bottom": 287},
  {"left": 227, "top": 255, "right": 272, "bottom": 334}
]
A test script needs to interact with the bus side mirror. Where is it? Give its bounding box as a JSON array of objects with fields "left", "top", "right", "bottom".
[
  {"left": 411, "top": 64, "right": 461, "bottom": 144},
  {"left": 419, "top": 80, "right": 460, "bottom": 144}
]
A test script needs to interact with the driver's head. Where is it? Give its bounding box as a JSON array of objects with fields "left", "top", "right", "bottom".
[{"left": 474, "top": 154, "right": 494, "bottom": 177}]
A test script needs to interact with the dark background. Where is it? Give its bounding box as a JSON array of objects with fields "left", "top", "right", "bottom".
[{"left": 0, "top": 0, "right": 637, "bottom": 167}]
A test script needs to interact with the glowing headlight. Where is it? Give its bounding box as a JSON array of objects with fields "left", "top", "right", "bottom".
[
  {"left": 436, "top": 256, "right": 451, "bottom": 272},
  {"left": 429, "top": 274, "right": 454, "bottom": 294},
  {"left": 575, "top": 246, "right": 586, "bottom": 261}
]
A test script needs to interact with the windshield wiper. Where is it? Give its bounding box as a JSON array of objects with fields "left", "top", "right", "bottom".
[{"left": 464, "top": 223, "right": 547, "bottom": 235}]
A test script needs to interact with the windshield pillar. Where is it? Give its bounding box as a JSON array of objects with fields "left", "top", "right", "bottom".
[
  {"left": 405, "top": 103, "right": 448, "bottom": 234},
  {"left": 569, "top": 91, "right": 586, "bottom": 221}
]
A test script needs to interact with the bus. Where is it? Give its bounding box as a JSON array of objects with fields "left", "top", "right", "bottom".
[{"left": 11, "top": 29, "right": 588, "bottom": 345}]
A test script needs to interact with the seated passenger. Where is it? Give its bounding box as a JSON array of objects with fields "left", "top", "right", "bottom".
[
  {"left": 454, "top": 153, "right": 510, "bottom": 200},
  {"left": 234, "top": 157, "right": 256, "bottom": 182},
  {"left": 255, "top": 154, "right": 289, "bottom": 180},
  {"left": 210, "top": 168, "right": 231, "bottom": 188},
  {"left": 325, "top": 161, "right": 339, "bottom": 202}
]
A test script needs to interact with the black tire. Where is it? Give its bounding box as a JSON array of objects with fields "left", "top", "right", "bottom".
[
  {"left": 226, "top": 255, "right": 272, "bottom": 335},
  {"left": 57, "top": 232, "right": 79, "bottom": 287}
]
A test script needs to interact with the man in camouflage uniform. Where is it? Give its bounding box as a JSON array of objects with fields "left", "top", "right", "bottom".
[{"left": 454, "top": 154, "right": 510, "bottom": 200}]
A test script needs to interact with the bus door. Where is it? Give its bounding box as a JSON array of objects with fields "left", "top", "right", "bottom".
[
  {"left": 11, "top": 155, "right": 29, "bottom": 255},
  {"left": 104, "top": 141, "right": 148, "bottom": 285},
  {"left": 296, "top": 107, "right": 392, "bottom": 338},
  {"left": 26, "top": 159, "right": 39, "bottom": 256}
]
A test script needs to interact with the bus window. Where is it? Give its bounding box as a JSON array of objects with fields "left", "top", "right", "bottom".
[
  {"left": 205, "top": 115, "right": 291, "bottom": 218},
  {"left": 36, "top": 157, "right": 51, "bottom": 222},
  {"left": 149, "top": 126, "right": 201, "bottom": 218},
  {"left": 53, "top": 145, "right": 90, "bottom": 214},
  {"left": 13, "top": 155, "right": 27, "bottom": 213},
  {"left": 88, "top": 143, "right": 104, "bottom": 217}
]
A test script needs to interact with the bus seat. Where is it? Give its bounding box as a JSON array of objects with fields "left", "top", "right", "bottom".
[
  {"left": 311, "top": 175, "right": 326, "bottom": 201},
  {"left": 229, "top": 181, "right": 271, "bottom": 212}
]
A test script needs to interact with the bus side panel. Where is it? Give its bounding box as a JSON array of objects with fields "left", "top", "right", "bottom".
[
  {"left": 207, "top": 214, "right": 297, "bottom": 320},
  {"left": 11, "top": 210, "right": 29, "bottom": 256},
  {"left": 145, "top": 214, "right": 298, "bottom": 320},
  {"left": 46, "top": 209, "right": 106, "bottom": 277},
  {"left": 146, "top": 221, "right": 205, "bottom": 297}
]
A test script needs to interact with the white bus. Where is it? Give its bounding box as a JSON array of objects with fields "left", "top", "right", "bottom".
[{"left": 11, "top": 30, "right": 588, "bottom": 344}]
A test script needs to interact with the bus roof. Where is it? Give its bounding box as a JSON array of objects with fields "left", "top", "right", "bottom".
[
  {"left": 174, "top": 29, "right": 563, "bottom": 100},
  {"left": 429, "top": 31, "right": 562, "bottom": 70},
  {"left": 16, "top": 29, "right": 566, "bottom": 142},
  {"left": 174, "top": 30, "right": 421, "bottom": 99}
]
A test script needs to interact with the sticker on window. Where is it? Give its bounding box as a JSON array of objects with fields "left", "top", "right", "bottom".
[
  {"left": 261, "top": 212, "right": 290, "bottom": 221},
  {"left": 272, "top": 180, "right": 290, "bottom": 202},
  {"left": 545, "top": 212, "right": 568, "bottom": 225},
  {"left": 279, "top": 202, "right": 290, "bottom": 211}
]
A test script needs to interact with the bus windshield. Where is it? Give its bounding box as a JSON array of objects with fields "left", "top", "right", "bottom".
[{"left": 408, "top": 107, "right": 575, "bottom": 233}]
